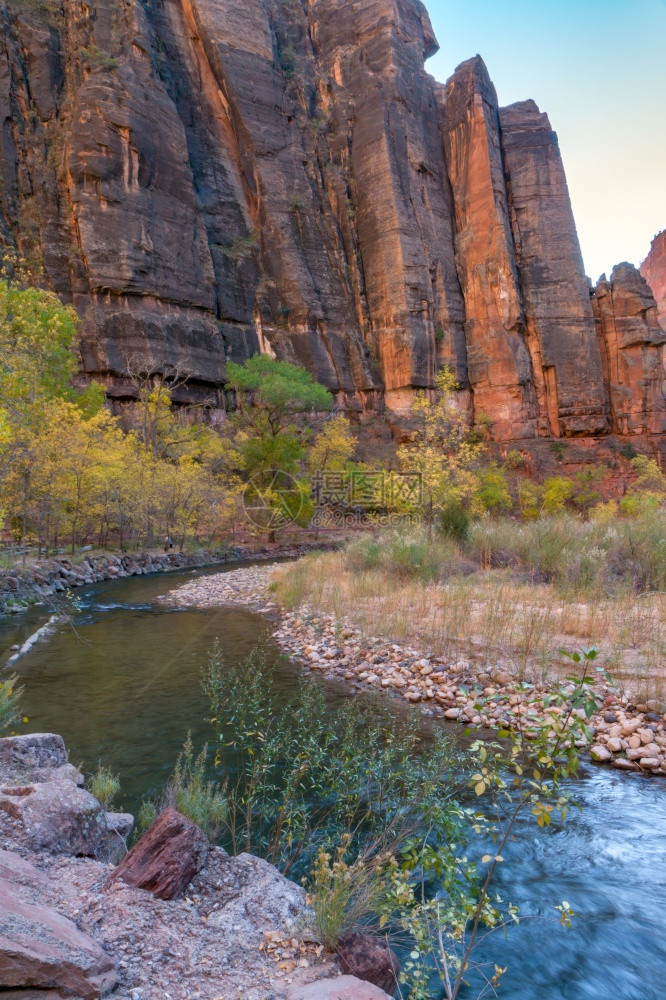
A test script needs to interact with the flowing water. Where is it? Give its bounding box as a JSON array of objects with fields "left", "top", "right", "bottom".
[{"left": 1, "top": 566, "right": 664, "bottom": 1000}]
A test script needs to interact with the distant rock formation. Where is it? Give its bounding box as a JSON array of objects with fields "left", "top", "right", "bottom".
[
  {"left": 641, "top": 230, "right": 666, "bottom": 329},
  {"left": 0, "top": 0, "right": 664, "bottom": 455},
  {"left": 593, "top": 264, "right": 666, "bottom": 439}
]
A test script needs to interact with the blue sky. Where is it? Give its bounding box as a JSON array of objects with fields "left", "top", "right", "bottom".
[{"left": 424, "top": 0, "right": 666, "bottom": 282}]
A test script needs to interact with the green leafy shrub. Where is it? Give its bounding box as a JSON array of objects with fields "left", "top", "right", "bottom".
[
  {"left": 542, "top": 476, "right": 575, "bottom": 514},
  {"left": 439, "top": 499, "right": 470, "bottom": 542},
  {"left": 88, "top": 763, "right": 120, "bottom": 809},
  {"left": 474, "top": 463, "right": 512, "bottom": 514},
  {"left": 204, "top": 644, "right": 465, "bottom": 878},
  {"left": 346, "top": 530, "right": 459, "bottom": 583}
]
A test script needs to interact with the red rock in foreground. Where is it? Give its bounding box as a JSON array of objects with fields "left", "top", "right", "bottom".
[
  {"left": 336, "top": 933, "right": 400, "bottom": 994},
  {"left": 106, "top": 807, "right": 209, "bottom": 900}
]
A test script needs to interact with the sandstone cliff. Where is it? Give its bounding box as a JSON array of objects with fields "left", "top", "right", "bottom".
[
  {"left": 0, "top": 0, "right": 664, "bottom": 454},
  {"left": 641, "top": 230, "right": 666, "bottom": 330},
  {"left": 593, "top": 264, "right": 666, "bottom": 438}
]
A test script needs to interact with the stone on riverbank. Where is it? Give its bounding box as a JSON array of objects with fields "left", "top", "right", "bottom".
[
  {"left": 288, "top": 977, "right": 394, "bottom": 999},
  {"left": 161, "top": 563, "right": 666, "bottom": 779},
  {"left": 336, "top": 933, "right": 400, "bottom": 993},
  {"left": 0, "top": 849, "right": 117, "bottom": 997},
  {"left": 0, "top": 780, "right": 107, "bottom": 857},
  {"left": 106, "top": 807, "right": 209, "bottom": 900}
]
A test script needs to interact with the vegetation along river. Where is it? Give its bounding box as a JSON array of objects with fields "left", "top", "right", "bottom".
[{"left": 1, "top": 564, "right": 664, "bottom": 1000}]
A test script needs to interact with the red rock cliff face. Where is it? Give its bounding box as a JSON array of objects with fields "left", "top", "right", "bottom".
[
  {"left": 641, "top": 231, "right": 666, "bottom": 330},
  {"left": 593, "top": 264, "right": 666, "bottom": 439},
  {"left": 0, "top": 0, "right": 664, "bottom": 453}
]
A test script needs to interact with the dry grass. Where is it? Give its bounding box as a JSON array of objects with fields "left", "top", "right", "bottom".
[{"left": 271, "top": 528, "right": 665, "bottom": 706}]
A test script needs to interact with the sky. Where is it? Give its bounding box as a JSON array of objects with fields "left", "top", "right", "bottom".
[{"left": 424, "top": 0, "right": 666, "bottom": 283}]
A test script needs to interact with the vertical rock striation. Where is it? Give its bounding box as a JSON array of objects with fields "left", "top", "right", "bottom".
[
  {"left": 641, "top": 230, "right": 666, "bottom": 330},
  {"left": 499, "top": 100, "right": 609, "bottom": 438},
  {"left": 0, "top": 0, "right": 663, "bottom": 452},
  {"left": 593, "top": 264, "right": 666, "bottom": 442},
  {"left": 439, "top": 57, "right": 537, "bottom": 441}
]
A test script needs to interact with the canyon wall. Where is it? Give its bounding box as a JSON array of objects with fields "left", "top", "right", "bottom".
[
  {"left": 641, "top": 230, "right": 666, "bottom": 330},
  {"left": 0, "top": 0, "right": 664, "bottom": 453}
]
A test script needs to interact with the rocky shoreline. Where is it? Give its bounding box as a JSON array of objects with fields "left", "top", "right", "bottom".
[
  {"left": 161, "top": 564, "right": 666, "bottom": 779},
  {"left": 0, "top": 732, "right": 393, "bottom": 999},
  {"left": 0, "top": 540, "right": 340, "bottom": 615}
]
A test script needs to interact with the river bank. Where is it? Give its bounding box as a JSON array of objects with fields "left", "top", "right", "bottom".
[
  {"left": 160, "top": 563, "right": 666, "bottom": 778},
  {"left": 0, "top": 539, "right": 342, "bottom": 615}
]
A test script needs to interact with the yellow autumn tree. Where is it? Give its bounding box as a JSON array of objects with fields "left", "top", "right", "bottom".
[{"left": 396, "top": 368, "right": 484, "bottom": 535}]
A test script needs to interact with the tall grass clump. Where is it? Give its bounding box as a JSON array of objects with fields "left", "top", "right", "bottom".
[
  {"left": 163, "top": 734, "right": 227, "bottom": 840},
  {"left": 139, "top": 734, "right": 228, "bottom": 840},
  {"left": 88, "top": 763, "right": 120, "bottom": 809},
  {"left": 345, "top": 529, "right": 462, "bottom": 584},
  {"left": 465, "top": 511, "right": 666, "bottom": 596},
  {"left": 0, "top": 674, "right": 23, "bottom": 735}
]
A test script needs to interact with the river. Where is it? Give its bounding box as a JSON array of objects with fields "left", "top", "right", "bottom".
[{"left": 1, "top": 565, "right": 664, "bottom": 1000}]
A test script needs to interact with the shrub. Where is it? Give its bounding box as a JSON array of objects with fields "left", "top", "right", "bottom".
[
  {"left": 88, "top": 763, "right": 120, "bottom": 809},
  {"left": 572, "top": 467, "right": 606, "bottom": 512},
  {"left": 137, "top": 799, "right": 158, "bottom": 834},
  {"left": 542, "top": 476, "right": 575, "bottom": 514},
  {"left": 439, "top": 499, "right": 470, "bottom": 542},
  {"left": 0, "top": 674, "right": 22, "bottom": 735},
  {"left": 474, "top": 463, "right": 512, "bottom": 514},
  {"left": 630, "top": 455, "right": 666, "bottom": 494},
  {"left": 309, "top": 844, "right": 403, "bottom": 951},
  {"left": 380, "top": 532, "right": 440, "bottom": 582},
  {"left": 345, "top": 530, "right": 450, "bottom": 583},
  {"left": 465, "top": 511, "right": 666, "bottom": 595},
  {"left": 204, "top": 644, "right": 465, "bottom": 878},
  {"left": 517, "top": 479, "right": 541, "bottom": 520}
]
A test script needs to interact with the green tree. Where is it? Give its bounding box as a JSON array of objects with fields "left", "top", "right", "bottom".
[{"left": 227, "top": 356, "right": 332, "bottom": 538}]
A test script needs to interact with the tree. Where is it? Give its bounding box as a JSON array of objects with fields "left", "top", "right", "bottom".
[
  {"left": 473, "top": 463, "right": 512, "bottom": 515},
  {"left": 396, "top": 369, "right": 484, "bottom": 536},
  {"left": 0, "top": 276, "right": 103, "bottom": 548},
  {"left": 307, "top": 415, "right": 357, "bottom": 474},
  {"left": 227, "top": 356, "right": 332, "bottom": 538},
  {"left": 542, "top": 476, "right": 575, "bottom": 515},
  {"left": 226, "top": 355, "right": 332, "bottom": 435}
]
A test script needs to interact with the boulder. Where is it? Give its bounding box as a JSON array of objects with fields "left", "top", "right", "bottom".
[
  {"left": 105, "top": 812, "right": 134, "bottom": 840},
  {"left": 0, "top": 851, "right": 116, "bottom": 997},
  {"left": 336, "top": 933, "right": 400, "bottom": 994},
  {"left": 288, "top": 976, "right": 393, "bottom": 999},
  {"left": 202, "top": 850, "right": 308, "bottom": 943},
  {"left": 106, "top": 807, "right": 209, "bottom": 900},
  {"left": 0, "top": 734, "right": 67, "bottom": 774},
  {"left": 99, "top": 812, "right": 135, "bottom": 865},
  {"left": 0, "top": 780, "right": 107, "bottom": 857}
]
